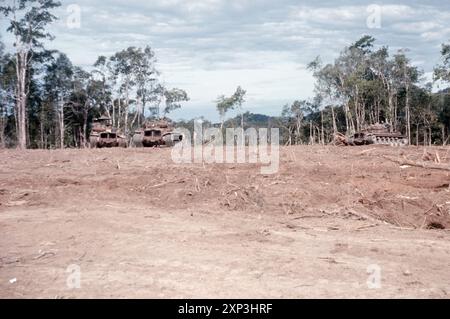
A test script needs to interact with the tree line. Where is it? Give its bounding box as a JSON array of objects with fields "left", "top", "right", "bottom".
[
  {"left": 1, "top": 1, "right": 450, "bottom": 149},
  {"left": 213, "top": 35, "right": 450, "bottom": 147},
  {"left": 278, "top": 35, "right": 450, "bottom": 146},
  {"left": 0, "top": 0, "right": 188, "bottom": 149}
]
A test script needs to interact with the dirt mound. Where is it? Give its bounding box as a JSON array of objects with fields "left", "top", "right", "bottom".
[
  {"left": 1, "top": 146, "right": 450, "bottom": 229},
  {"left": 1, "top": 146, "right": 450, "bottom": 298}
]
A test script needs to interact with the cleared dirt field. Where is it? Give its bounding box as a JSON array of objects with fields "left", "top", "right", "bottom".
[{"left": 1, "top": 146, "right": 450, "bottom": 298}]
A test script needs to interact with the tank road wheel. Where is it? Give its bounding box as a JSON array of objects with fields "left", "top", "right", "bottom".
[
  {"left": 402, "top": 138, "right": 409, "bottom": 146},
  {"left": 376, "top": 137, "right": 381, "bottom": 145},
  {"left": 394, "top": 138, "right": 401, "bottom": 147}
]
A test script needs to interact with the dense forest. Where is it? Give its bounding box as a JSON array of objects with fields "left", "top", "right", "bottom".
[{"left": 1, "top": 1, "right": 449, "bottom": 149}]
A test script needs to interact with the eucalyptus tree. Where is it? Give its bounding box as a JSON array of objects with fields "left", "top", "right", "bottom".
[
  {"left": 216, "top": 94, "right": 235, "bottom": 131},
  {"left": 44, "top": 53, "right": 73, "bottom": 148},
  {"left": 93, "top": 56, "right": 114, "bottom": 122},
  {"left": 108, "top": 46, "right": 162, "bottom": 133},
  {"left": 0, "top": 0, "right": 61, "bottom": 149},
  {"left": 232, "top": 86, "right": 247, "bottom": 129},
  {"left": 66, "top": 67, "right": 104, "bottom": 147},
  {"left": 434, "top": 41, "right": 450, "bottom": 144},
  {"left": 434, "top": 42, "right": 450, "bottom": 85},
  {"left": 163, "top": 88, "right": 189, "bottom": 117},
  {"left": 308, "top": 57, "right": 341, "bottom": 134},
  {"left": 281, "top": 100, "right": 310, "bottom": 145},
  {"left": 392, "top": 51, "right": 421, "bottom": 145},
  {"left": 0, "top": 39, "right": 14, "bottom": 147},
  {"left": 308, "top": 36, "right": 375, "bottom": 135},
  {"left": 343, "top": 36, "right": 375, "bottom": 132},
  {"left": 109, "top": 48, "right": 136, "bottom": 134},
  {"left": 215, "top": 87, "right": 246, "bottom": 131},
  {"left": 369, "top": 47, "right": 396, "bottom": 126},
  {"left": 131, "top": 46, "right": 159, "bottom": 127}
]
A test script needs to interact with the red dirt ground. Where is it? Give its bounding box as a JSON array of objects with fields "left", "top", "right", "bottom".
[{"left": 1, "top": 146, "right": 450, "bottom": 298}]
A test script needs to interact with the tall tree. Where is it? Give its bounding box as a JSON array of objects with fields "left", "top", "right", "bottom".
[
  {"left": 44, "top": 53, "right": 73, "bottom": 148},
  {"left": 0, "top": 0, "right": 61, "bottom": 149},
  {"left": 434, "top": 41, "right": 450, "bottom": 85},
  {"left": 309, "top": 36, "right": 423, "bottom": 145},
  {"left": 434, "top": 41, "right": 450, "bottom": 145},
  {"left": 92, "top": 56, "right": 113, "bottom": 122},
  {"left": 215, "top": 87, "right": 246, "bottom": 131},
  {"left": 232, "top": 86, "right": 247, "bottom": 129},
  {"left": 109, "top": 48, "right": 136, "bottom": 135},
  {"left": 0, "top": 38, "right": 9, "bottom": 147},
  {"left": 393, "top": 51, "right": 421, "bottom": 145},
  {"left": 281, "top": 100, "right": 310, "bottom": 145},
  {"left": 131, "top": 46, "right": 159, "bottom": 127},
  {"left": 216, "top": 94, "right": 234, "bottom": 131},
  {"left": 163, "top": 88, "right": 189, "bottom": 117}
]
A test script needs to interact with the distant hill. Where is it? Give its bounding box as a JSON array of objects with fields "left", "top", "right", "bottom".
[{"left": 224, "top": 112, "right": 279, "bottom": 128}]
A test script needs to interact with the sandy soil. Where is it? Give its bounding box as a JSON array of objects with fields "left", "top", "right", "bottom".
[{"left": 1, "top": 145, "right": 450, "bottom": 298}]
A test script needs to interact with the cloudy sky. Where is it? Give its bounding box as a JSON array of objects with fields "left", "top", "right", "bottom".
[{"left": 1, "top": 0, "right": 450, "bottom": 121}]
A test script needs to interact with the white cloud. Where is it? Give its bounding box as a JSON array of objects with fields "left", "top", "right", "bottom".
[{"left": 1, "top": 0, "right": 449, "bottom": 120}]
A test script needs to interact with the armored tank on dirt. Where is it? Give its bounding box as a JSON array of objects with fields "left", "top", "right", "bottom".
[
  {"left": 89, "top": 116, "right": 127, "bottom": 148},
  {"left": 347, "top": 123, "right": 408, "bottom": 146},
  {"left": 132, "top": 119, "right": 183, "bottom": 148}
]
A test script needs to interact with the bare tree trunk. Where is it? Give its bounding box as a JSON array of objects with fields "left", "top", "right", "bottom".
[
  {"left": 313, "top": 125, "right": 317, "bottom": 145},
  {"left": 354, "top": 101, "right": 360, "bottom": 132},
  {"left": 321, "top": 110, "right": 325, "bottom": 145},
  {"left": 220, "top": 114, "right": 224, "bottom": 132},
  {"left": 125, "top": 80, "right": 130, "bottom": 135},
  {"left": 40, "top": 117, "right": 44, "bottom": 149},
  {"left": 59, "top": 98, "right": 65, "bottom": 149},
  {"left": 13, "top": 101, "right": 18, "bottom": 143},
  {"left": 0, "top": 104, "right": 5, "bottom": 148},
  {"left": 16, "top": 52, "right": 28, "bottom": 149},
  {"left": 442, "top": 126, "right": 446, "bottom": 146},
  {"left": 375, "top": 99, "right": 379, "bottom": 124},
  {"left": 73, "top": 127, "right": 78, "bottom": 148},
  {"left": 405, "top": 66, "right": 411, "bottom": 145},
  {"left": 344, "top": 103, "right": 350, "bottom": 134},
  {"left": 416, "top": 124, "right": 419, "bottom": 146},
  {"left": 394, "top": 97, "right": 398, "bottom": 131},
  {"left": 118, "top": 97, "right": 121, "bottom": 130},
  {"left": 405, "top": 91, "right": 411, "bottom": 144},
  {"left": 130, "top": 99, "right": 140, "bottom": 131},
  {"left": 82, "top": 103, "right": 89, "bottom": 148},
  {"left": 423, "top": 129, "right": 427, "bottom": 147},
  {"left": 331, "top": 106, "right": 337, "bottom": 134},
  {"left": 386, "top": 82, "right": 394, "bottom": 127},
  {"left": 316, "top": 127, "right": 321, "bottom": 145},
  {"left": 239, "top": 105, "right": 244, "bottom": 142},
  {"left": 429, "top": 127, "right": 432, "bottom": 146},
  {"left": 112, "top": 99, "right": 116, "bottom": 127},
  {"left": 295, "top": 115, "right": 302, "bottom": 145}
]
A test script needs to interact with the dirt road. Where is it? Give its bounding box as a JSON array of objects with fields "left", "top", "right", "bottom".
[{"left": 1, "top": 146, "right": 450, "bottom": 298}]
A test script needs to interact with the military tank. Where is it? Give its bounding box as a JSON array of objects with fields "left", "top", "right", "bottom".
[
  {"left": 347, "top": 123, "right": 408, "bottom": 146},
  {"left": 89, "top": 116, "right": 127, "bottom": 148},
  {"left": 132, "top": 119, "right": 183, "bottom": 148}
]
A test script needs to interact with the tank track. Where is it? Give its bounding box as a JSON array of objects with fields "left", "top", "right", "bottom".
[{"left": 373, "top": 136, "right": 408, "bottom": 146}]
